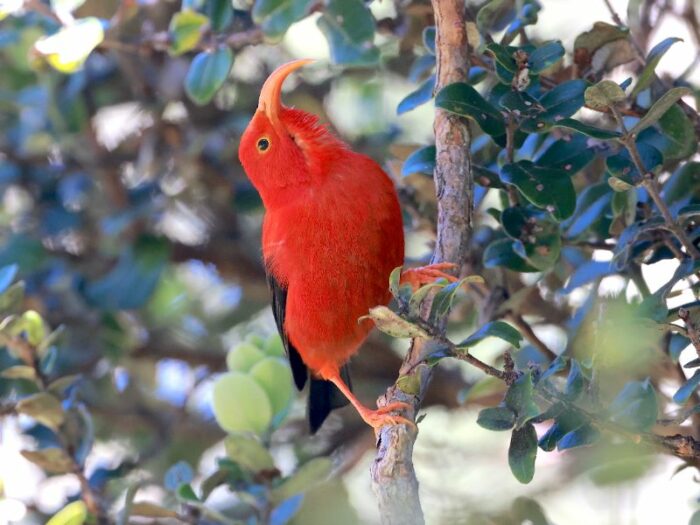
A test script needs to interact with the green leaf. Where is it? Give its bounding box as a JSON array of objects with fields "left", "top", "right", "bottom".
[
  {"left": 422, "top": 26, "right": 435, "bottom": 55},
  {"left": 401, "top": 145, "right": 435, "bottom": 176},
  {"left": 0, "top": 264, "right": 18, "bottom": 295},
  {"left": 529, "top": 41, "right": 564, "bottom": 73},
  {"left": 270, "top": 457, "right": 332, "bottom": 504},
  {"left": 46, "top": 501, "right": 87, "bottom": 525},
  {"left": 502, "top": 207, "right": 562, "bottom": 270},
  {"left": 184, "top": 47, "right": 233, "bottom": 105},
  {"left": 584, "top": 80, "right": 626, "bottom": 110},
  {"left": 630, "top": 87, "right": 692, "bottom": 135},
  {"left": 485, "top": 42, "right": 517, "bottom": 72},
  {"left": 509, "top": 423, "right": 537, "bottom": 483},
  {"left": 609, "top": 378, "right": 658, "bottom": 431},
  {"left": 397, "top": 75, "right": 435, "bottom": 115},
  {"left": 364, "top": 306, "right": 428, "bottom": 339},
  {"left": 388, "top": 266, "right": 403, "bottom": 299},
  {"left": 564, "top": 360, "right": 585, "bottom": 399},
  {"left": 557, "top": 424, "right": 600, "bottom": 450},
  {"left": 317, "top": 0, "right": 379, "bottom": 66},
  {"left": 551, "top": 118, "right": 621, "bottom": 139},
  {"left": 16, "top": 392, "right": 65, "bottom": 430},
  {"left": 460, "top": 320, "right": 523, "bottom": 349},
  {"left": 21, "top": 448, "right": 74, "bottom": 474},
  {"left": 34, "top": 17, "right": 104, "bottom": 73},
  {"left": 477, "top": 0, "right": 516, "bottom": 33},
  {"left": 536, "top": 135, "right": 594, "bottom": 174},
  {"left": 538, "top": 412, "right": 584, "bottom": 451},
  {"left": 429, "top": 277, "right": 482, "bottom": 324},
  {"left": 396, "top": 373, "right": 421, "bottom": 395},
  {"left": 224, "top": 434, "right": 276, "bottom": 473},
  {"left": 511, "top": 497, "right": 551, "bottom": 525},
  {"left": 673, "top": 370, "right": 700, "bottom": 404},
  {"left": 212, "top": 372, "right": 273, "bottom": 434},
  {"left": 176, "top": 483, "right": 199, "bottom": 502},
  {"left": 501, "top": 161, "right": 576, "bottom": 220},
  {"left": 505, "top": 373, "right": 541, "bottom": 428},
  {"left": 435, "top": 82, "right": 506, "bottom": 143},
  {"left": 477, "top": 406, "right": 516, "bottom": 431},
  {"left": 206, "top": 0, "right": 233, "bottom": 32},
  {"left": 252, "top": 0, "right": 315, "bottom": 41},
  {"left": 522, "top": 80, "right": 587, "bottom": 132},
  {"left": 631, "top": 37, "right": 682, "bottom": 97},
  {"left": 483, "top": 238, "right": 539, "bottom": 272},
  {"left": 657, "top": 104, "right": 696, "bottom": 160},
  {"left": 690, "top": 510, "right": 700, "bottom": 525},
  {"left": 169, "top": 10, "right": 208, "bottom": 55},
  {"left": 606, "top": 142, "right": 662, "bottom": 186},
  {"left": 474, "top": 165, "right": 505, "bottom": 189}
]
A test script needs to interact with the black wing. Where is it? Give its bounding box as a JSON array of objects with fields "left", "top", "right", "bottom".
[{"left": 266, "top": 271, "right": 350, "bottom": 433}]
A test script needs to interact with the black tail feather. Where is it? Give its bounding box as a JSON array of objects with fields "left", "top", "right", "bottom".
[{"left": 308, "top": 365, "right": 352, "bottom": 433}]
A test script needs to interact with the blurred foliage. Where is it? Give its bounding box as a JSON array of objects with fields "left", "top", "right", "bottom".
[{"left": 2, "top": 0, "right": 700, "bottom": 524}]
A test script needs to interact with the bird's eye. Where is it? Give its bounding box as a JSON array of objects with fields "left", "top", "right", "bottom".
[{"left": 257, "top": 137, "right": 270, "bottom": 153}]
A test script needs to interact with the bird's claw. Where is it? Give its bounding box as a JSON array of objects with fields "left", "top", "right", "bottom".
[
  {"left": 400, "top": 262, "right": 459, "bottom": 291},
  {"left": 358, "top": 401, "right": 416, "bottom": 430}
]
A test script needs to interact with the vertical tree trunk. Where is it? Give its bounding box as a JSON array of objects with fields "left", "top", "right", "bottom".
[{"left": 370, "top": 1, "right": 472, "bottom": 523}]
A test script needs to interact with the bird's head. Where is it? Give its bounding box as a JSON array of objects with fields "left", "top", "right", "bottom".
[{"left": 239, "top": 59, "right": 343, "bottom": 209}]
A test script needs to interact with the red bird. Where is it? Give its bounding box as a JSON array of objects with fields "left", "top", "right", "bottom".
[{"left": 238, "top": 60, "right": 454, "bottom": 432}]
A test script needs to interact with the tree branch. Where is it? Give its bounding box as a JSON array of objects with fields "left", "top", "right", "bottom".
[{"left": 370, "top": 2, "right": 472, "bottom": 523}]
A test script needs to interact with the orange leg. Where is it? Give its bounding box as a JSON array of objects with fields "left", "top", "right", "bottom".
[
  {"left": 326, "top": 373, "right": 416, "bottom": 430},
  {"left": 399, "top": 262, "right": 459, "bottom": 291}
]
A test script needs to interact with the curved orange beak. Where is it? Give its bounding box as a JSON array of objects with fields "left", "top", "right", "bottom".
[{"left": 258, "top": 58, "right": 314, "bottom": 136}]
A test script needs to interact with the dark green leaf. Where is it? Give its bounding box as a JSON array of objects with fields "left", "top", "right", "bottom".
[
  {"left": 401, "top": 145, "right": 435, "bottom": 176},
  {"left": 435, "top": 82, "right": 506, "bottom": 143},
  {"left": 397, "top": 75, "right": 435, "bottom": 115},
  {"left": 483, "top": 238, "right": 539, "bottom": 272},
  {"left": 551, "top": 118, "right": 621, "bottom": 139},
  {"left": 536, "top": 134, "right": 594, "bottom": 174},
  {"left": 477, "top": 0, "right": 516, "bottom": 33},
  {"left": 501, "top": 161, "right": 577, "bottom": 220},
  {"left": 205, "top": 0, "right": 233, "bottom": 32},
  {"left": 485, "top": 42, "right": 517, "bottom": 72},
  {"left": 422, "top": 26, "right": 435, "bottom": 55},
  {"left": 557, "top": 424, "right": 600, "bottom": 450},
  {"left": 505, "top": 372, "right": 540, "bottom": 428},
  {"left": 460, "top": 320, "right": 523, "bottom": 349},
  {"left": 176, "top": 483, "right": 199, "bottom": 502},
  {"left": 535, "top": 79, "right": 587, "bottom": 124},
  {"left": 538, "top": 412, "right": 584, "bottom": 451},
  {"left": 539, "top": 355, "right": 568, "bottom": 382},
  {"left": 473, "top": 165, "right": 504, "bottom": 189},
  {"left": 502, "top": 207, "right": 562, "bottom": 270},
  {"left": 185, "top": 47, "right": 233, "bottom": 105},
  {"left": 317, "top": 0, "right": 379, "bottom": 66},
  {"left": 252, "top": 0, "right": 315, "bottom": 41},
  {"left": 606, "top": 142, "right": 663, "bottom": 186},
  {"left": 509, "top": 423, "right": 538, "bottom": 483},
  {"left": 630, "top": 87, "right": 692, "bottom": 135},
  {"left": 529, "top": 41, "right": 564, "bottom": 73},
  {"left": 657, "top": 104, "right": 696, "bottom": 160},
  {"left": 631, "top": 37, "right": 682, "bottom": 97},
  {"left": 429, "top": 277, "right": 478, "bottom": 324},
  {"left": 477, "top": 406, "right": 516, "bottom": 431}
]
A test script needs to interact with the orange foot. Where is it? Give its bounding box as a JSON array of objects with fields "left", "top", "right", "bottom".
[
  {"left": 356, "top": 401, "right": 416, "bottom": 430},
  {"left": 400, "top": 262, "right": 459, "bottom": 291}
]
